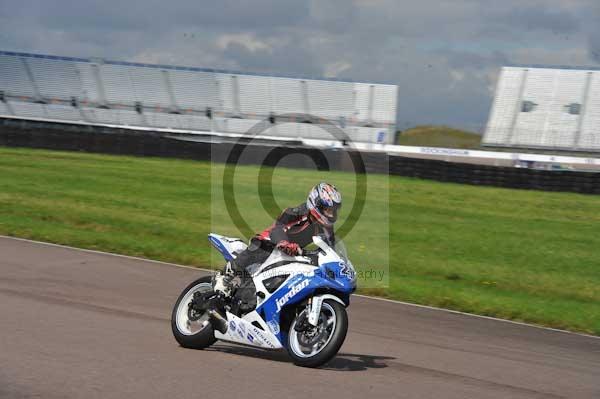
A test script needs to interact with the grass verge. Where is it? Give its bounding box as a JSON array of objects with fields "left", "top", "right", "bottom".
[
  {"left": 397, "top": 125, "right": 482, "bottom": 149},
  {"left": 0, "top": 146, "right": 599, "bottom": 335}
]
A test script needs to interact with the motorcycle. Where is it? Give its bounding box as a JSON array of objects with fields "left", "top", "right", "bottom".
[{"left": 171, "top": 233, "right": 356, "bottom": 368}]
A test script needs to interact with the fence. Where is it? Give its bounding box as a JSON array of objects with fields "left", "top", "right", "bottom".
[{"left": 1, "top": 120, "right": 598, "bottom": 194}]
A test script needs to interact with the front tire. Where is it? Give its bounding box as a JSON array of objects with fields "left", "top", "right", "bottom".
[
  {"left": 171, "top": 276, "right": 217, "bottom": 349},
  {"left": 287, "top": 299, "right": 348, "bottom": 368}
]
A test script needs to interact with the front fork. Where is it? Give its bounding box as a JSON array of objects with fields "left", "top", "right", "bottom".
[
  {"left": 293, "top": 296, "right": 324, "bottom": 333},
  {"left": 300, "top": 294, "right": 347, "bottom": 330},
  {"left": 307, "top": 296, "right": 324, "bottom": 327}
]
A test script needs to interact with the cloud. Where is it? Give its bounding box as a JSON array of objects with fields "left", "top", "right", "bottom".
[
  {"left": 221, "top": 39, "right": 322, "bottom": 77},
  {"left": 217, "top": 34, "right": 272, "bottom": 53},
  {"left": 584, "top": 2, "right": 600, "bottom": 62},
  {"left": 324, "top": 61, "right": 352, "bottom": 78},
  {"left": 503, "top": 6, "right": 580, "bottom": 34}
]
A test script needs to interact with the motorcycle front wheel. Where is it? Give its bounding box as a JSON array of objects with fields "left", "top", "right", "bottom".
[
  {"left": 171, "top": 276, "right": 217, "bottom": 349},
  {"left": 287, "top": 299, "right": 348, "bottom": 368}
]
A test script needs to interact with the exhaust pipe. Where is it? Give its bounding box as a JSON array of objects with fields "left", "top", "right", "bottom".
[{"left": 208, "top": 309, "right": 228, "bottom": 334}]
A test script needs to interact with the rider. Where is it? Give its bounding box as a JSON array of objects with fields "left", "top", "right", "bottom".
[{"left": 213, "top": 182, "right": 342, "bottom": 297}]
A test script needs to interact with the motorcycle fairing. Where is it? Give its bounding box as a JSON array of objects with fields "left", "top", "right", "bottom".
[
  {"left": 213, "top": 311, "right": 282, "bottom": 349},
  {"left": 254, "top": 259, "right": 354, "bottom": 345},
  {"left": 208, "top": 233, "right": 247, "bottom": 261},
  {"left": 208, "top": 233, "right": 355, "bottom": 349}
]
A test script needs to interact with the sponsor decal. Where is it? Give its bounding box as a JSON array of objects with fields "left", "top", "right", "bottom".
[
  {"left": 267, "top": 320, "right": 280, "bottom": 335},
  {"left": 251, "top": 326, "right": 268, "bottom": 341},
  {"left": 246, "top": 333, "right": 254, "bottom": 343},
  {"left": 229, "top": 320, "right": 236, "bottom": 332},
  {"left": 238, "top": 322, "right": 246, "bottom": 337},
  {"left": 251, "top": 326, "right": 277, "bottom": 348},
  {"left": 275, "top": 279, "right": 310, "bottom": 312},
  {"left": 420, "top": 147, "right": 469, "bottom": 156}
]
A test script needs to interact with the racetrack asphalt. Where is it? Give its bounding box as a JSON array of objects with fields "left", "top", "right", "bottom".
[{"left": 1, "top": 236, "right": 598, "bottom": 399}]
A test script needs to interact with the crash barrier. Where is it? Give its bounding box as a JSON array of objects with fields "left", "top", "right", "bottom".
[
  {"left": 389, "top": 156, "right": 600, "bottom": 194},
  {"left": 0, "top": 119, "right": 598, "bottom": 195}
]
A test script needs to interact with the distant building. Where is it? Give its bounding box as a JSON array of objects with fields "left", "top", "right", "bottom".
[
  {"left": 484, "top": 66, "right": 600, "bottom": 152},
  {"left": 0, "top": 51, "right": 398, "bottom": 145}
]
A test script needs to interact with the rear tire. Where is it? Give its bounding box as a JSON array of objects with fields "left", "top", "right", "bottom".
[
  {"left": 171, "top": 276, "right": 217, "bottom": 349},
  {"left": 286, "top": 299, "right": 348, "bottom": 368}
]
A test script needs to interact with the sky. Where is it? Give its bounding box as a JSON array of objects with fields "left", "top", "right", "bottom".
[{"left": 1, "top": 0, "right": 599, "bottom": 132}]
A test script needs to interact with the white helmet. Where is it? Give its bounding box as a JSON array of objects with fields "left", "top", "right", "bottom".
[{"left": 306, "top": 182, "right": 342, "bottom": 226}]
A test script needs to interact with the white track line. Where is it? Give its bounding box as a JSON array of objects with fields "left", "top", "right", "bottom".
[
  {"left": 352, "top": 294, "right": 599, "bottom": 339},
  {"left": 0, "top": 235, "right": 213, "bottom": 273},
  {"left": 2, "top": 235, "right": 598, "bottom": 340}
]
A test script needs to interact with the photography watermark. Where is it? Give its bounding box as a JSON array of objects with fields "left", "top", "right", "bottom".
[
  {"left": 210, "top": 113, "right": 389, "bottom": 288},
  {"left": 227, "top": 268, "right": 387, "bottom": 285}
]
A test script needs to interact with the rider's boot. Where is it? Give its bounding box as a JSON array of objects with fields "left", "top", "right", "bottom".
[
  {"left": 212, "top": 260, "right": 237, "bottom": 297},
  {"left": 212, "top": 271, "right": 233, "bottom": 298}
]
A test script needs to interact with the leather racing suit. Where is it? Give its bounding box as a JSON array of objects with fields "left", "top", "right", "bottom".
[{"left": 230, "top": 203, "right": 335, "bottom": 278}]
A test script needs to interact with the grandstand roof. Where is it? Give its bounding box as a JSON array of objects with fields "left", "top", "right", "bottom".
[
  {"left": 506, "top": 64, "right": 600, "bottom": 72},
  {"left": 0, "top": 50, "right": 395, "bottom": 86}
]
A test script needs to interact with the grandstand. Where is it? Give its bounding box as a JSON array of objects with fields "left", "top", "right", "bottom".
[
  {"left": 0, "top": 51, "right": 398, "bottom": 144},
  {"left": 484, "top": 65, "right": 600, "bottom": 152}
]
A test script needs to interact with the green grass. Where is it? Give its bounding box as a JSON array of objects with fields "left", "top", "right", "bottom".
[
  {"left": 397, "top": 125, "right": 482, "bottom": 149},
  {"left": 1, "top": 146, "right": 599, "bottom": 335}
]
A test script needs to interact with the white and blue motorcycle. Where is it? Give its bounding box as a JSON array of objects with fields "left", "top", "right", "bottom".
[{"left": 171, "top": 233, "right": 356, "bottom": 368}]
